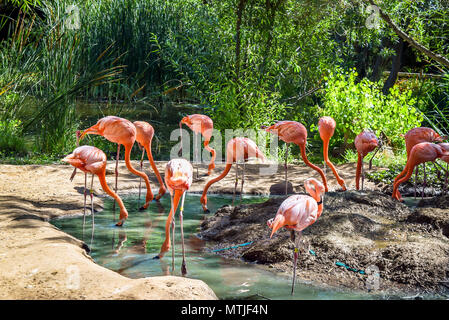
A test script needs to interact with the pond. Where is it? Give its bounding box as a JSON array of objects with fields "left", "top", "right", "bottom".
[{"left": 51, "top": 193, "right": 381, "bottom": 300}]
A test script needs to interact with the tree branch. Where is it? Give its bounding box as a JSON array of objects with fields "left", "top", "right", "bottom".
[{"left": 366, "top": 0, "right": 449, "bottom": 69}]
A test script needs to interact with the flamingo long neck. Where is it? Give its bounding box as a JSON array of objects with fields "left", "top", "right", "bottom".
[
  {"left": 97, "top": 171, "right": 128, "bottom": 221},
  {"left": 322, "top": 138, "right": 346, "bottom": 189},
  {"left": 204, "top": 140, "right": 216, "bottom": 166},
  {"left": 200, "top": 163, "right": 232, "bottom": 206},
  {"left": 160, "top": 189, "right": 183, "bottom": 257},
  {"left": 355, "top": 152, "right": 363, "bottom": 190},
  {"left": 299, "top": 144, "right": 328, "bottom": 192},
  {"left": 124, "top": 143, "right": 153, "bottom": 207},
  {"left": 143, "top": 142, "right": 166, "bottom": 194},
  {"left": 306, "top": 183, "right": 324, "bottom": 218},
  {"left": 392, "top": 162, "right": 417, "bottom": 201}
]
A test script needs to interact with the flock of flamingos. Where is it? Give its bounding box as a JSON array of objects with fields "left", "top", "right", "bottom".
[{"left": 62, "top": 113, "right": 449, "bottom": 293}]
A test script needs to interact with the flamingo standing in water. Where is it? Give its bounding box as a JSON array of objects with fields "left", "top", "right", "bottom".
[
  {"left": 200, "top": 137, "right": 266, "bottom": 213},
  {"left": 318, "top": 116, "right": 346, "bottom": 191},
  {"left": 263, "top": 121, "right": 328, "bottom": 193},
  {"left": 80, "top": 116, "right": 153, "bottom": 210},
  {"left": 62, "top": 146, "right": 129, "bottom": 226},
  {"left": 133, "top": 121, "right": 166, "bottom": 201},
  {"left": 155, "top": 158, "right": 193, "bottom": 276},
  {"left": 267, "top": 178, "right": 325, "bottom": 295},
  {"left": 392, "top": 142, "right": 449, "bottom": 201},
  {"left": 395, "top": 127, "right": 446, "bottom": 198},
  {"left": 180, "top": 114, "right": 216, "bottom": 177},
  {"left": 354, "top": 130, "right": 378, "bottom": 190},
  {"left": 68, "top": 130, "right": 90, "bottom": 225}
]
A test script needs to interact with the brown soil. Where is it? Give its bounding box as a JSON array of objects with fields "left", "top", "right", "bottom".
[{"left": 199, "top": 190, "right": 449, "bottom": 298}]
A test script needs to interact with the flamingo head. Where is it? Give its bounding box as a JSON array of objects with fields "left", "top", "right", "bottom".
[
  {"left": 304, "top": 178, "right": 325, "bottom": 199},
  {"left": 435, "top": 133, "right": 449, "bottom": 143},
  {"left": 267, "top": 215, "right": 286, "bottom": 238},
  {"left": 439, "top": 143, "right": 449, "bottom": 163},
  {"left": 180, "top": 116, "right": 192, "bottom": 127}
]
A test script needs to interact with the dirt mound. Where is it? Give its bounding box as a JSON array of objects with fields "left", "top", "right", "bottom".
[{"left": 199, "top": 191, "right": 449, "bottom": 296}]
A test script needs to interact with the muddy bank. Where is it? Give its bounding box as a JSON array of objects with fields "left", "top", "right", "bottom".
[{"left": 199, "top": 191, "right": 449, "bottom": 297}]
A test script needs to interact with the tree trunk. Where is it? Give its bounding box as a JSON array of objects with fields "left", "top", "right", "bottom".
[{"left": 382, "top": 39, "right": 403, "bottom": 95}]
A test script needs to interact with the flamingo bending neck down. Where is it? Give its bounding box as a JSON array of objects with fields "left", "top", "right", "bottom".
[
  {"left": 354, "top": 130, "right": 378, "bottom": 190},
  {"left": 133, "top": 121, "right": 167, "bottom": 201},
  {"left": 267, "top": 178, "right": 325, "bottom": 295},
  {"left": 180, "top": 114, "right": 216, "bottom": 177},
  {"left": 394, "top": 127, "right": 447, "bottom": 198},
  {"left": 392, "top": 142, "right": 449, "bottom": 201},
  {"left": 318, "top": 116, "right": 346, "bottom": 191},
  {"left": 200, "top": 137, "right": 266, "bottom": 213},
  {"left": 80, "top": 116, "right": 153, "bottom": 210},
  {"left": 155, "top": 158, "right": 193, "bottom": 276},
  {"left": 63, "top": 146, "right": 129, "bottom": 226},
  {"left": 263, "top": 121, "right": 328, "bottom": 193}
]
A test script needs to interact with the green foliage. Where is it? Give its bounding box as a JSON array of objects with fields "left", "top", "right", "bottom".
[
  {"left": 317, "top": 68, "right": 423, "bottom": 149},
  {"left": 0, "top": 119, "right": 28, "bottom": 155},
  {"left": 0, "top": 1, "right": 124, "bottom": 156},
  {"left": 367, "top": 160, "right": 449, "bottom": 191},
  {"left": 1, "top": 0, "right": 448, "bottom": 164},
  {"left": 343, "top": 147, "right": 407, "bottom": 168},
  {"left": 206, "top": 76, "right": 287, "bottom": 131}
]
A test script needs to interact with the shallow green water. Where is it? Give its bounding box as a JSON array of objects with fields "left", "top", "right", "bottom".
[{"left": 51, "top": 193, "right": 379, "bottom": 300}]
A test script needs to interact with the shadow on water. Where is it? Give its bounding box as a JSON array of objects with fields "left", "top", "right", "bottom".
[{"left": 51, "top": 193, "right": 380, "bottom": 300}]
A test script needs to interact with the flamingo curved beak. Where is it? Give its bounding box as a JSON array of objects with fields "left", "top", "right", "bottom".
[{"left": 269, "top": 215, "right": 285, "bottom": 238}]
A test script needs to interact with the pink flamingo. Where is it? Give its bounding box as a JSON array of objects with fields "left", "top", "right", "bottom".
[
  {"left": 354, "top": 130, "right": 379, "bottom": 190},
  {"left": 200, "top": 137, "right": 266, "bottom": 213},
  {"left": 180, "top": 114, "right": 216, "bottom": 177},
  {"left": 267, "top": 178, "right": 325, "bottom": 295},
  {"left": 62, "top": 146, "right": 129, "bottom": 226},
  {"left": 263, "top": 121, "right": 328, "bottom": 193},
  {"left": 155, "top": 158, "right": 193, "bottom": 276},
  {"left": 392, "top": 142, "right": 449, "bottom": 201},
  {"left": 69, "top": 130, "right": 89, "bottom": 224},
  {"left": 133, "top": 121, "right": 167, "bottom": 201},
  {"left": 395, "top": 127, "right": 447, "bottom": 198},
  {"left": 318, "top": 116, "right": 346, "bottom": 190},
  {"left": 80, "top": 116, "right": 153, "bottom": 210}
]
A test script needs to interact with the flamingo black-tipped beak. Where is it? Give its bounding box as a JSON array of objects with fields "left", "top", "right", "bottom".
[
  {"left": 204, "top": 209, "right": 210, "bottom": 214},
  {"left": 115, "top": 219, "right": 125, "bottom": 227},
  {"left": 152, "top": 255, "right": 160, "bottom": 260},
  {"left": 139, "top": 206, "right": 146, "bottom": 211}
]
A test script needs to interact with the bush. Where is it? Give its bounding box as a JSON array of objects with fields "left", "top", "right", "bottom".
[
  {"left": 315, "top": 68, "right": 423, "bottom": 151},
  {"left": 0, "top": 120, "right": 28, "bottom": 156}
]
